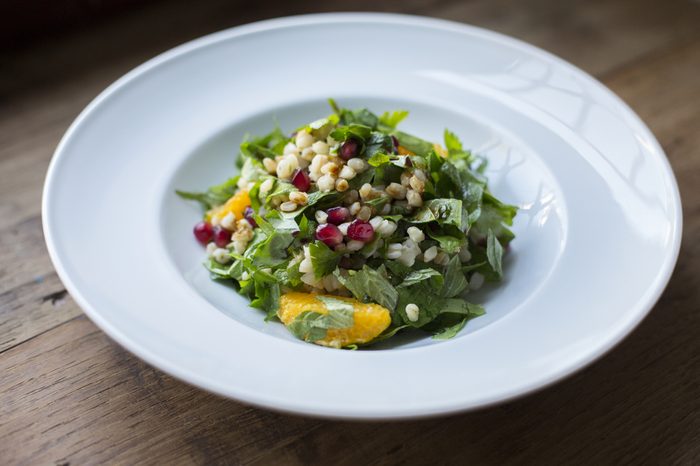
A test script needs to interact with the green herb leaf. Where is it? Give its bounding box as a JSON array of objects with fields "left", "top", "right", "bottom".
[
  {"left": 367, "top": 152, "right": 392, "bottom": 167},
  {"left": 486, "top": 229, "right": 504, "bottom": 278},
  {"left": 440, "top": 255, "right": 468, "bottom": 298},
  {"left": 316, "top": 295, "right": 353, "bottom": 313},
  {"left": 395, "top": 282, "right": 480, "bottom": 327},
  {"left": 245, "top": 228, "right": 294, "bottom": 267},
  {"left": 316, "top": 296, "right": 355, "bottom": 328},
  {"left": 175, "top": 177, "right": 239, "bottom": 211},
  {"left": 410, "top": 199, "right": 464, "bottom": 228},
  {"left": 431, "top": 316, "right": 470, "bottom": 340},
  {"left": 330, "top": 123, "right": 372, "bottom": 142},
  {"left": 392, "top": 130, "right": 434, "bottom": 155},
  {"left": 427, "top": 231, "right": 463, "bottom": 254},
  {"left": 398, "top": 268, "right": 443, "bottom": 289},
  {"left": 287, "top": 311, "right": 329, "bottom": 342},
  {"left": 265, "top": 179, "right": 296, "bottom": 204},
  {"left": 309, "top": 241, "right": 341, "bottom": 279},
  {"left": 365, "top": 132, "right": 394, "bottom": 159},
  {"left": 335, "top": 265, "right": 398, "bottom": 311},
  {"left": 379, "top": 110, "right": 409, "bottom": 129}
]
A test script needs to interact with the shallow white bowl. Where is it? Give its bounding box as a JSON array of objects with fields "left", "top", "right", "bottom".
[{"left": 43, "top": 13, "right": 682, "bottom": 419}]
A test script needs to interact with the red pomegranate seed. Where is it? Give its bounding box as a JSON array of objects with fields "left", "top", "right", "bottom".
[
  {"left": 193, "top": 221, "right": 214, "bottom": 245},
  {"left": 291, "top": 169, "right": 311, "bottom": 192},
  {"left": 339, "top": 138, "right": 359, "bottom": 160},
  {"left": 243, "top": 206, "right": 257, "bottom": 227},
  {"left": 391, "top": 135, "right": 399, "bottom": 153},
  {"left": 315, "top": 223, "right": 343, "bottom": 247},
  {"left": 213, "top": 226, "right": 231, "bottom": 247},
  {"left": 347, "top": 219, "right": 374, "bottom": 242},
  {"left": 326, "top": 206, "right": 350, "bottom": 225}
]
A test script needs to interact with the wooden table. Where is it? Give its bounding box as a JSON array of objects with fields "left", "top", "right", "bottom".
[{"left": 2, "top": 0, "right": 699, "bottom": 463}]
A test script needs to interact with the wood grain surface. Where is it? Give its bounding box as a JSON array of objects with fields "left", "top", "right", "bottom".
[{"left": 1, "top": 0, "right": 699, "bottom": 464}]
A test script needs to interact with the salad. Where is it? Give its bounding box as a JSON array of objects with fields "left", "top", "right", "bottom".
[{"left": 177, "top": 100, "right": 517, "bottom": 348}]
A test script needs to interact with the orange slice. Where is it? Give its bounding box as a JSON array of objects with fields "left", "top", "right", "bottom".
[
  {"left": 278, "top": 292, "right": 391, "bottom": 348},
  {"left": 206, "top": 189, "right": 250, "bottom": 223}
]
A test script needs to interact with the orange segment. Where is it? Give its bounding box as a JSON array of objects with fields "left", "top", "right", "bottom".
[
  {"left": 397, "top": 145, "right": 414, "bottom": 156},
  {"left": 278, "top": 292, "right": 391, "bottom": 348},
  {"left": 433, "top": 143, "right": 448, "bottom": 157},
  {"left": 206, "top": 189, "right": 250, "bottom": 223}
]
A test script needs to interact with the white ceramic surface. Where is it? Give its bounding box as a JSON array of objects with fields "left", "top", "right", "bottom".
[{"left": 43, "top": 13, "right": 682, "bottom": 419}]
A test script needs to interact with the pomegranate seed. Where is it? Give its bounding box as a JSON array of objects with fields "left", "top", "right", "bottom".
[
  {"left": 213, "top": 226, "right": 231, "bottom": 247},
  {"left": 326, "top": 206, "right": 349, "bottom": 225},
  {"left": 391, "top": 135, "right": 399, "bottom": 153},
  {"left": 193, "top": 221, "right": 214, "bottom": 245},
  {"left": 243, "top": 206, "right": 257, "bottom": 227},
  {"left": 347, "top": 219, "right": 374, "bottom": 242},
  {"left": 339, "top": 138, "right": 359, "bottom": 160},
  {"left": 291, "top": 169, "right": 311, "bottom": 192},
  {"left": 315, "top": 223, "right": 343, "bottom": 247}
]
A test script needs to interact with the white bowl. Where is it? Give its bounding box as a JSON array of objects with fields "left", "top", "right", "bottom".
[{"left": 43, "top": 13, "right": 682, "bottom": 419}]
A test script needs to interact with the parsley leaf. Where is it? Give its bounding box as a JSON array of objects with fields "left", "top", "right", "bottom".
[
  {"left": 176, "top": 177, "right": 239, "bottom": 211},
  {"left": 440, "top": 255, "right": 468, "bottom": 298},
  {"left": 367, "top": 152, "right": 392, "bottom": 167},
  {"left": 379, "top": 110, "right": 409, "bottom": 129},
  {"left": 365, "top": 132, "right": 394, "bottom": 158},
  {"left": 335, "top": 265, "right": 398, "bottom": 311},
  {"left": 486, "top": 229, "right": 504, "bottom": 278},
  {"left": 316, "top": 296, "right": 355, "bottom": 328},
  {"left": 309, "top": 241, "right": 341, "bottom": 279},
  {"left": 410, "top": 199, "right": 464, "bottom": 228},
  {"left": 391, "top": 130, "right": 434, "bottom": 155},
  {"left": 398, "top": 268, "right": 443, "bottom": 289},
  {"left": 287, "top": 311, "right": 329, "bottom": 342}
]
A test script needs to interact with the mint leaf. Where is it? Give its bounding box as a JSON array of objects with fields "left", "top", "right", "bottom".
[
  {"left": 287, "top": 311, "right": 328, "bottom": 342},
  {"left": 398, "top": 268, "right": 443, "bottom": 289},
  {"left": 365, "top": 132, "right": 394, "bottom": 158},
  {"left": 306, "top": 116, "right": 338, "bottom": 139},
  {"left": 265, "top": 179, "right": 296, "bottom": 204},
  {"left": 325, "top": 307, "right": 354, "bottom": 329},
  {"left": 410, "top": 199, "right": 464, "bottom": 228},
  {"left": 486, "top": 229, "right": 504, "bottom": 278},
  {"left": 316, "top": 295, "right": 353, "bottom": 313},
  {"left": 391, "top": 131, "right": 433, "bottom": 155},
  {"left": 204, "top": 257, "right": 233, "bottom": 279},
  {"left": 330, "top": 123, "right": 372, "bottom": 142},
  {"left": 265, "top": 210, "right": 302, "bottom": 233},
  {"left": 395, "top": 283, "right": 478, "bottom": 327},
  {"left": 379, "top": 110, "right": 409, "bottom": 129},
  {"left": 443, "top": 129, "right": 463, "bottom": 154},
  {"left": 440, "top": 255, "right": 468, "bottom": 298},
  {"left": 309, "top": 241, "right": 341, "bottom": 279},
  {"left": 245, "top": 228, "right": 294, "bottom": 267},
  {"left": 427, "top": 231, "right": 463, "bottom": 254},
  {"left": 473, "top": 192, "right": 518, "bottom": 244},
  {"left": 247, "top": 269, "right": 280, "bottom": 319},
  {"left": 335, "top": 265, "right": 398, "bottom": 311},
  {"left": 432, "top": 316, "right": 469, "bottom": 340},
  {"left": 330, "top": 104, "right": 380, "bottom": 129},
  {"left": 287, "top": 297, "right": 355, "bottom": 343},
  {"left": 367, "top": 152, "right": 392, "bottom": 167},
  {"left": 443, "top": 129, "right": 474, "bottom": 163},
  {"left": 176, "top": 177, "right": 239, "bottom": 211}
]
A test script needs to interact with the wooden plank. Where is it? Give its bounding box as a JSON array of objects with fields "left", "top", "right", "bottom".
[
  {"left": 1, "top": 0, "right": 699, "bottom": 464},
  {"left": 435, "top": 0, "right": 700, "bottom": 76},
  {"left": 0, "top": 316, "right": 322, "bottom": 465}
]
